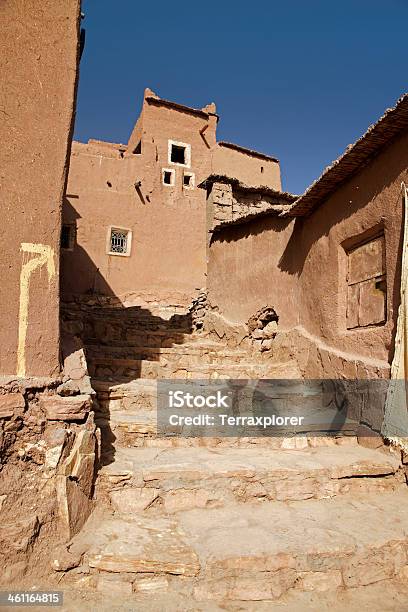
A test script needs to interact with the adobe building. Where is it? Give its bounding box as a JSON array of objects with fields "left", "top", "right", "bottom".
[
  {"left": 62, "top": 88, "right": 281, "bottom": 309},
  {"left": 205, "top": 94, "right": 408, "bottom": 389},
  {"left": 2, "top": 6, "right": 408, "bottom": 600},
  {"left": 54, "top": 92, "right": 408, "bottom": 605}
]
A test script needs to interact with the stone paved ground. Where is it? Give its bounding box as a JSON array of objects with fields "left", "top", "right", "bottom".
[
  {"left": 51, "top": 306, "right": 408, "bottom": 607},
  {"left": 23, "top": 578, "right": 408, "bottom": 611}
]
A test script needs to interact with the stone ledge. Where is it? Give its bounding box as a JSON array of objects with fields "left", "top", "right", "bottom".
[
  {"left": 0, "top": 392, "right": 25, "bottom": 419},
  {"left": 40, "top": 394, "right": 92, "bottom": 421}
]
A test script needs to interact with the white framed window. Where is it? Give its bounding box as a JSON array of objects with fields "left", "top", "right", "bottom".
[
  {"left": 183, "top": 172, "right": 195, "bottom": 190},
  {"left": 168, "top": 140, "right": 191, "bottom": 168},
  {"left": 107, "top": 226, "right": 132, "bottom": 257},
  {"left": 162, "top": 167, "right": 175, "bottom": 186}
]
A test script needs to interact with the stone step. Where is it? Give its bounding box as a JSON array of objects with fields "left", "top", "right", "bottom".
[
  {"left": 96, "top": 406, "right": 361, "bottom": 449},
  {"left": 83, "top": 313, "right": 192, "bottom": 327},
  {"left": 64, "top": 304, "right": 189, "bottom": 317},
  {"left": 93, "top": 377, "right": 329, "bottom": 413},
  {"left": 77, "top": 489, "right": 408, "bottom": 602},
  {"left": 89, "top": 358, "right": 160, "bottom": 380},
  {"left": 86, "top": 343, "right": 248, "bottom": 363},
  {"left": 87, "top": 336, "right": 231, "bottom": 348},
  {"left": 97, "top": 445, "right": 403, "bottom": 509},
  {"left": 93, "top": 378, "right": 158, "bottom": 407},
  {"left": 89, "top": 358, "right": 295, "bottom": 380},
  {"left": 56, "top": 575, "right": 408, "bottom": 610},
  {"left": 85, "top": 331, "right": 193, "bottom": 349}
]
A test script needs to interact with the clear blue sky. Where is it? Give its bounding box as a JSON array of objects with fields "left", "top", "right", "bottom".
[{"left": 75, "top": 0, "right": 408, "bottom": 194}]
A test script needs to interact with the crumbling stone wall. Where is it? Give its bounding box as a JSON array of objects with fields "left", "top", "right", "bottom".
[
  {"left": 206, "top": 179, "right": 295, "bottom": 232},
  {"left": 0, "top": 377, "right": 98, "bottom": 585},
  {"left": 189, "top": 290, "right": 208, "bottom": 332},
  {"left": 247, "top": 306, "right": 279, "bottom": 352}
]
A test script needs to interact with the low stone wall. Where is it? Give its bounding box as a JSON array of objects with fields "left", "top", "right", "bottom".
[
  {"left": 61, "top": 299, "right": 194, "bottom": 350},
  {"left": 203, "top": 309, "right": 391, "bottom": 437},
  {"left": 204, "top": 308, "right": 390, "bottom": 378},
  {"left": 0, "top": 341, "right": 98, "bottom": 585}
]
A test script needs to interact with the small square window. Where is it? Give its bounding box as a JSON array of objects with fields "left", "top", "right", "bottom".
[
  {"left": 162, "top": 168, "right": 175, "bottom": 186},
  {"left": 61, "top": 224, "right": 75, "bottom": 250},
  {"left": 168, "top": 140, "right": 191, "bottom": 167},
  {"left": 107, "top": 227, "right": 132, "bottom": 257},
  {"left": 171, "top": 144, "right": 186, "bottom": 164},
  {"left": 183, "top": 172, "right": 195, "bottom": 189}
]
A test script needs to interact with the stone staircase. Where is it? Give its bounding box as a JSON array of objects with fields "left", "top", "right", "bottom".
[{"left": 59, "top": 303, "right": 408, "bottom": 607}]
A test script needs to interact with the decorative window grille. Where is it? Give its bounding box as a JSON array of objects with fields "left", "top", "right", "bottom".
[{"left": 110, "top": 228, "right": 128, "bottom": 254}]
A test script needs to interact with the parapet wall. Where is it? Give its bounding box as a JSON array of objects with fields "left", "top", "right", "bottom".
[{"left": 212, "top": 142, "right": 281, "bottom": 190}]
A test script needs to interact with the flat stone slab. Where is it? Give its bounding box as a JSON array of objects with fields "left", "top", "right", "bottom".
[
  {"left": 178, "top": 490, "right": 408, "bottom": 599},
  {"left": 99, "top": 444, "right": 402, "bottom": 507},
  {"left": 99, "top": 406, "right": 365, "bottom": 450},
  {"left": 109, "top": 411, "right": 156, "bottom": 434},
  {"left": 81, "top": 490, "right": 408, "bottom": 602},
  {"left": 87, "top": 515, "right": 200, "bottom": 576}
]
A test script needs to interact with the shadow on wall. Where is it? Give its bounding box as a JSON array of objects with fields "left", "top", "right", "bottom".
[
  {"left": 277, "top": 168, "right": 405, "bottom": 365},
  {"left": 60, "top": 285, "right": 195, "bottom": 384},
  {"left": 278, "top": 150, "right": 407, "bottom": 277},
  {"left": 60, "top": 198, "right": 196, "bottom": 466},
  {"left": 210, "top": 216, "right": 293, "bottom": 247},
  {"left": 62, "top": 198, "right": 119, "bottom": 297}
]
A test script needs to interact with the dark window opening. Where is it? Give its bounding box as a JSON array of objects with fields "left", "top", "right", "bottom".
[
  {"left": 183, "top": 174, "right": 192, "bottom": 187},
  {"left": 171, "top": 144, "right": 186, "bottom": 165},
  {"left": 133, "top": 141, "right": 142, "bottom": 154},
  {"left": 107, "top": 181, "right": 112, "bottom": 188},
  {"left": 261, "top": 166, "right": 264, "bottom": 173},
  {"left": 61, "top": 224, "right": 75, "bottom": 250},
  {"left": 163, "top": 171, "right": 172, "bottom": 185}
]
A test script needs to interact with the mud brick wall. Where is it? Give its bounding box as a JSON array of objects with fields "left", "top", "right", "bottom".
[
  {"left": 0, "top": 0, "right": 81, "bottom": 377},
  {"left": 207, "top": 131, "right": 408, "bottom": 378}
]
